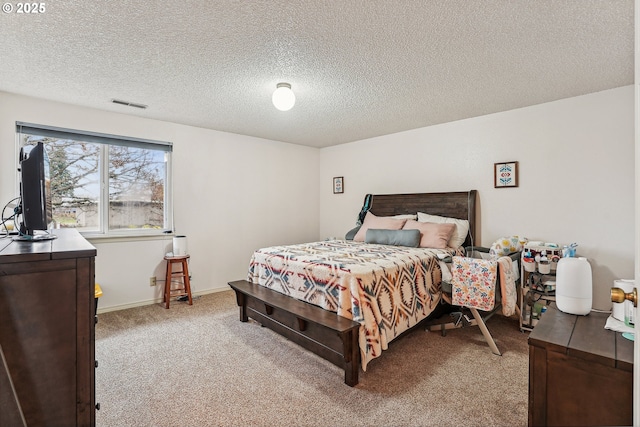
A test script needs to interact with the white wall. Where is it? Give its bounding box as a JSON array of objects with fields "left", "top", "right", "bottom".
[
  {"left": 0, "top": 91, "right": 320, "bottom": 311},
  {"left": 2, "top": 87, "right": 633, "bottom": 312},
  {"left": 319, "top": 86, "right": 635, "bottom": 310}
]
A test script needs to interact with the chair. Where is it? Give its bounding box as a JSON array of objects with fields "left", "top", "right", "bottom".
[
  {"left": 163, "top": 255, "right": 192, "bottom": 309},
  {"left": 427, "top": 247, "right": 521, "bottom": 355}
]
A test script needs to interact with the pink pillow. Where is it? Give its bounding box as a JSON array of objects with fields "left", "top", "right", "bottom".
[
  {"left": 402, "top": 220, "right": 456, "bottom": 249},
  {"left": 353, "top": 212, "right": 407, "bottom": 242}
]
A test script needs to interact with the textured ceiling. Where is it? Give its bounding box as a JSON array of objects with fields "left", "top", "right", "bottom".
[{"left": 0, "top": 1, "right": 633, "bottom": 148}]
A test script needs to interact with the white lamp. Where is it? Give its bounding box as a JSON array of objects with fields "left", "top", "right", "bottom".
[{"left": 272, "top": 82, "right": 295, "bottom": 111}]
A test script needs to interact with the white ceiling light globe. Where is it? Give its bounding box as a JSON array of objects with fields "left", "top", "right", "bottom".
[{"left": 272, "top": 83, "right": 295, "bottom": 111}]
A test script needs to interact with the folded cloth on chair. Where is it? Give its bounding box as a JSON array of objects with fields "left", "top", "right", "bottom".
[
  {"left": 497, "top": 256, "right": 517, "bottom": 316},
  {"left": 451, "top": 256, "right": 497, "bottom": 311},
  {"left": 450, "top": 255, "right": 518, "bottom": 314}
]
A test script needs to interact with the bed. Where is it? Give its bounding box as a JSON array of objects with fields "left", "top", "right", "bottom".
[{"left": 229, "top": 190, "right": 477, "bottom": 386}]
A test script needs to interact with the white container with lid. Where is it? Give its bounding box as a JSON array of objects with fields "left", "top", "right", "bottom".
[
  {"left": 555, "top": 257, "right": 592, "bottom": 316},
  {"left": 172, "top": 235, "right": 188, "bottom": 256}
]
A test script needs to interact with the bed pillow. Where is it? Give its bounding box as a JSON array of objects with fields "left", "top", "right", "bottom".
[
  {"left": 417, "top": 212, "right": 469, "bottom": 248},
  {"left": 489, "top": 235, "right": 528, "bottom": 258},
  {"left": 391, "top": 214, "right": 418, "bottom": 221},
  {"left": 402, "top": 220, "right": 456, "bottom": 249},
  {"left": 365, "top": 229, "right": 421, "bottom": 247},
  {"left": 353, "top": 212, "right": 407, "bottom": 242},
  {"left": 346, "top": 214, "right": 415, "bottom": 240}
]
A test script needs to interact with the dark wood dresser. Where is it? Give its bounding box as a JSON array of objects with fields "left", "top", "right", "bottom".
[
  {"left": 0, "top": 229, "right": 97, "bottom": 427},
  {"left": 528, "top": 304, "right": 633, "bottom": 426}
]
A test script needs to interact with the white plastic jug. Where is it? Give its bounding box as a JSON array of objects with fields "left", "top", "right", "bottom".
[
  {"left": 172, "top": 235, "right": 188, "bottom": 256},
  {"left": 555, "top": 257, "right": 592, "bottom": 315}
]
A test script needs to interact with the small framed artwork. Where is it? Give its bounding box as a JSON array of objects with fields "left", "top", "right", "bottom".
[
  {"left": 494, "top": 161, "right": 518, "bottom": 188},
  {"left": 333, "top": 176, "right": 344, "bottom": 194}
]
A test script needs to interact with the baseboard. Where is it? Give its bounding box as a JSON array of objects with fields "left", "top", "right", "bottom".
[{"left": 96, "top": 286, "right": 231, "bottom": 314}]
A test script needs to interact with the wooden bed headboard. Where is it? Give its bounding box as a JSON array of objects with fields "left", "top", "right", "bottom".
[{"left": 366, "top": 190, "right": 477, "bottom": 248}]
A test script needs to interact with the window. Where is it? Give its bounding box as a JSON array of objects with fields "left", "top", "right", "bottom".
[{"left": 16, "top": 122, "right": 173, "bottom": 237}]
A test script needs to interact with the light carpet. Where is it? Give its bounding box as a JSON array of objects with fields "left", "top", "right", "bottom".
[{"left": 95, "top": 290, "right": 529, "bottom": 427}]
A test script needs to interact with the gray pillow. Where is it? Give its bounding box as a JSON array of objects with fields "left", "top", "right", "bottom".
[{"left": 365, "top": 229, "right": 421, "bottom": 247}]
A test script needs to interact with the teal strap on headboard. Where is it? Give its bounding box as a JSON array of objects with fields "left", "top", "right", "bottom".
[{"left": 356, "top": 194, "right": 373, "bottom": 225}]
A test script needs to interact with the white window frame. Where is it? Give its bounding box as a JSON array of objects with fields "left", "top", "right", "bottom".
[{"left": 16, "top": 122, "right": 174, "bottom": 239}]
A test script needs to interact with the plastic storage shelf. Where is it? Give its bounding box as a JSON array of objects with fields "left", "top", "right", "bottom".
[{"left": 520, "top": 243, "right": 562, "bottom": 331}]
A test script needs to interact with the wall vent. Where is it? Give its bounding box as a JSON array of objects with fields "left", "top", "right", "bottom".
[{"left": 111, "top": 99, "right": 148, "bottom": 109}]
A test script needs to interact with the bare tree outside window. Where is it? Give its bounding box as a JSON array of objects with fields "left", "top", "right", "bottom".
[
  {"left": 18, "top": 129, "right": 171, "bottom": 236},
  {"left": 108, "top": 145, "right": 166, "bottom": 230}
]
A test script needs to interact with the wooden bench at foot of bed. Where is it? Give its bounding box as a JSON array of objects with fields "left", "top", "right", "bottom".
[{"left": 228, "top": 280, "right": 361, "bottom": 386}]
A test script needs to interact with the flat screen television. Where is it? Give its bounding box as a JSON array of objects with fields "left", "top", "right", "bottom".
[{"left": 15, "top": 141, "right": 56, "bottom": 241}]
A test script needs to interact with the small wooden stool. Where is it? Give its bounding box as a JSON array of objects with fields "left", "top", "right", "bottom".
[{"left": 163, "top": 255, "right": 192, "bottom": 309}]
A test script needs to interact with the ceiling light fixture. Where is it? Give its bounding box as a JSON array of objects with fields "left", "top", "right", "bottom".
[{"left": 272, "top": 82, "right": 295, "bottom": 111}]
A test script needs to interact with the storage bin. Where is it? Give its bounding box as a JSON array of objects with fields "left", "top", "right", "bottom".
[
  {"left": 523, "top": 259, "right": 536, "bottom": 272},
  {"left": 538, "top": 261, "right": 551, "bottom": 274}
]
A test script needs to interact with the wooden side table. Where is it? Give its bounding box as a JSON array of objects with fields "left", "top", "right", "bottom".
[
  {"left": 528, "top": 304, "right": 632, "bottom": 426},
  {"left": 163, "top": 255, "right": 193, "bottom": 309}
]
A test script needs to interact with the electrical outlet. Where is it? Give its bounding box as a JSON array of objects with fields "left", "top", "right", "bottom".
[{"left": 149, "top": 276, "right": 157, "bottom": 286}]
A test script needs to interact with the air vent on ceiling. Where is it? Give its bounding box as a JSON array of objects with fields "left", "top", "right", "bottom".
[{"left": 111, "top": 99, "right": 148, "bottom": 109}]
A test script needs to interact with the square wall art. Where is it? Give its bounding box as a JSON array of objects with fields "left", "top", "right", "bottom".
[
  {"left": 333, "top": 176, "right": 344, "bottom": 194},
  {"left": 494, "top": 161, "right": 518, "bottom": 188}
]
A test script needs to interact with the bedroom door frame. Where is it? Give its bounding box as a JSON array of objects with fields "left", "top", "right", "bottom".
[{"left": 634, "top": 1, "right": 639, "bottom": 424}]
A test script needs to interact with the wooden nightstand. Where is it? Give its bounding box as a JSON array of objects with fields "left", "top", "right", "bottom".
[{"left": 528, "top": 304, "right": 632, "bottom": 426}]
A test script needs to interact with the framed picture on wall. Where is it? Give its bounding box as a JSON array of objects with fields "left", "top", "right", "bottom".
[
  {"left": 333, "top": 176, "right": 344, "bottom": 194},
  {"left": 494, "top": 161, "right": 518, "bottom": 188}
]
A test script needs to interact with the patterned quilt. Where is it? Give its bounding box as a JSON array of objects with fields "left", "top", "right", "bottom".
[
  {"left": 247, "top": 240, "right": 457, "bottom": 370},
  {"left": 450, "top": 255, "right": 517, "bottom": 316}
]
